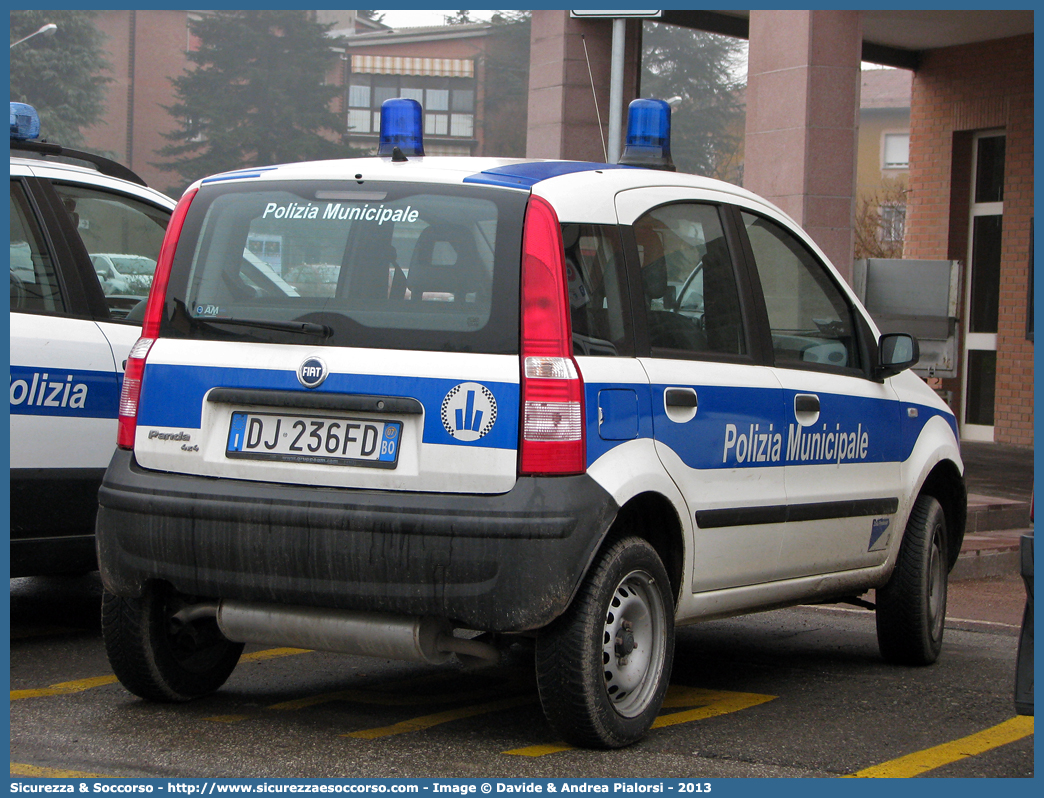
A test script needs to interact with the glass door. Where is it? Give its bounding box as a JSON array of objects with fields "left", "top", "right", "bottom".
[{"left": 961, "top": 133, "right": 1005, "bottom": 441}]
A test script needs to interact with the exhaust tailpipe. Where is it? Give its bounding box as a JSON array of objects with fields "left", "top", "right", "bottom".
[{"left": 211, "top": 601, "right": 498, "bottom": 666}]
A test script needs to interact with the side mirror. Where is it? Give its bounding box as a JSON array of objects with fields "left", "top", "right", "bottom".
[{"left": 876, "top": 332, "right": 919, "bottom": 379}]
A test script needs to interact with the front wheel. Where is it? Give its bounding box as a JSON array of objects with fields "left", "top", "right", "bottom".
[
  {"left": 876, "top": 495, "right": 949, "bottom": 665},
  {"left": 536, "top": 536, "right": 675, "bottom": 748},
  {"left": 102, "top": 583, "right": 243, "bottom": 702}
]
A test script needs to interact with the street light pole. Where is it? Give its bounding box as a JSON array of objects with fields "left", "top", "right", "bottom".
[{"left": 10, "top": 23, "right": 57, "bottom": 49}]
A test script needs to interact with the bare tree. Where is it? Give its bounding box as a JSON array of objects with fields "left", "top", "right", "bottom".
[{"left": 853, "top": 180, "right": 908, "bottom": 260}]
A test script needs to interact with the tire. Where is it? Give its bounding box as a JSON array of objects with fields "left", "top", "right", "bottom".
[
  {"left": 536, "top": 536, "right": 675, "bottom": 748},
  {"left": 876, "top": 495, "right": 949, "bottom": 665},
  {"left": 102, "top": 583, "right": 243, "bottom": 702}
]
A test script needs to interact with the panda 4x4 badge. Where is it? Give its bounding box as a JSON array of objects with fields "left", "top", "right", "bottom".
[{"left": 441, "top": 382, "right": 497, "bottom": 441}]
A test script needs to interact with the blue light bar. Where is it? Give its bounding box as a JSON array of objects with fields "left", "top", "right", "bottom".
[
  {"left": 378, "top": 98, "right": 424, "bottom": 158},
  {"left": 10, "top": 102, "right": 41, "bottom": 141},
  {"left": 618, "top": 98, "right": 675, "bottom": 172}
]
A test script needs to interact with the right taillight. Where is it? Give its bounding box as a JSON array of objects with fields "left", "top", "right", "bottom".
[
  {"left": 519, "top": 195, "right": 585, "bottom": 475},
  {"left": 116, "top": 187, "right": 197, "bottom": 450}
]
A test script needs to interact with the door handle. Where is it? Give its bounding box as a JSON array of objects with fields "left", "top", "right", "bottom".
[
  {"left": 794, "top": 394, "right": 819, "bottom": 414},
  {"left": 664, "top": 387, "right": 698, "bottom": 423},
  {"left": 794, "top": 393, "right": 820, "bottom": 426},
  {"left": 665, "top": 388, "right": 698, "bottom": 409}
]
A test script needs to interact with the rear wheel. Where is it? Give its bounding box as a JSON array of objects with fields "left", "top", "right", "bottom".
[
  {"left": 536, "top": 537, "right": 674, "bottom": 748},
  {"left": 876, "top": 495, "right": 949, "bottom": 665},
  {"left": 102, "top": 583, "right": 243, "bottom": 702}
]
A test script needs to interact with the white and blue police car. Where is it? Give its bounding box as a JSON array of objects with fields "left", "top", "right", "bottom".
[
  {"left": 9, "top": 102, "right": 175, "bottom": 576},
  {"left": 96, "top": 98, "right": 966, "bottom": 748}
]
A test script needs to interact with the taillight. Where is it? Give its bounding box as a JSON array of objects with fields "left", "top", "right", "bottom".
[
  {"left": 519, "top": 195, "right": 585, "bottom": 475},
  {"left": 116, "top": 188, "right": 197, "bottom": 450},
  {"left": 116, "top": 337, "right": 154, "bottom": 449}
]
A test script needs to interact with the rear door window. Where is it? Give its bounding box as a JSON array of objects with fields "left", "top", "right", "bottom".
[
  {"left": 634, "top": 202, "right": 747, "bottom": 358},
  {"left": 50, "top": 182, "right": 170, "bottom": 320},
  {"left": 562, "top": 223, "right": 630, "bottom": 357},
  {"left": 167, "top": 181, "right": 526, "bottom": 354}
]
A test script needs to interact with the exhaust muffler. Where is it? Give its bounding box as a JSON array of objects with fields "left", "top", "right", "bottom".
[{"left": 203, "top": 600, "right": 498, "bottom": 666}]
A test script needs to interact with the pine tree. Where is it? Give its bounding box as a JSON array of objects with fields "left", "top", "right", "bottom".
[
  {"left": 9, "top": 10, "right": 111, "bottom": 148},
  {"left": 157, "top": 11, "right": 354, "bottom": 189},
  {"left": 481, "top": 11, "right": 531, "bottom": 157},
  {"left": 641, "top": 22, "right": 746, "bottom": 182}
]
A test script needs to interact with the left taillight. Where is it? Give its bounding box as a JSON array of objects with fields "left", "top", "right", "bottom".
[
  {"left": 116, "top": 187, "right": 197, "bottom": 450},
  {"left": 518, "top": 195, "right": 586, "bottom": 475}
]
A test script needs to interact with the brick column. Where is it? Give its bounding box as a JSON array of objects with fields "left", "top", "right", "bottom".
[
  {"left": 526, "top": 10, "right": 640, "bottom": 162},
  {"left": 743, "top": 10, "right": 862, "bottom": 283}
]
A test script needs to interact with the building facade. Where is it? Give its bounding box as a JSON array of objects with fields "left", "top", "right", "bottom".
[{"left": 904, "top": 34, "right": 1033, "bottom": 446}]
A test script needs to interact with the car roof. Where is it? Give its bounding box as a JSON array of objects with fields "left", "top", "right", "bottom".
[
  {"left": 11, "top": 154, "right": 176, "bottom": 209},
  {"left": 190, "top": 155, "right": 786, "bottom": 224}
]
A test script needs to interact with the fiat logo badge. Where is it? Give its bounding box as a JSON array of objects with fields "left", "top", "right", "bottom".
[{"left": 297, "top": 356, "right": 328, "bottom": 389}]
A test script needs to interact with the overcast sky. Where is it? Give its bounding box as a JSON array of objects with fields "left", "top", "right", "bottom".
[{"left": 374, "top": 9, "right": 496, "bottom": 29}]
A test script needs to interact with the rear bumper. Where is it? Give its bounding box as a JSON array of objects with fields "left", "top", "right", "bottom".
[{"left": 96, "top": 449, "right": 618, "bottom": 631}]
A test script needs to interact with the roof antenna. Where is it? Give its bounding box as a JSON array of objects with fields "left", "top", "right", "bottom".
[{"left": 581, "top": 34, "right": 608, "bottom": 163}]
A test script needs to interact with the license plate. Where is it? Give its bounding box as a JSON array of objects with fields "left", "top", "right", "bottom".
[{"left": 226, "top": 411, "right": 402, "bottom": 468}]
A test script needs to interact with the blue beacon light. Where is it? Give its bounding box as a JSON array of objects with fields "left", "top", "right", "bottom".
[
  {"left": 378, "top": 98, "right": 425, "bottom": 159},
  {"left": 618, "top": 98, "right": 676, "bottom": 172},
  {"left": 10, "top": 102, "right": 41, "bottom": 141}
]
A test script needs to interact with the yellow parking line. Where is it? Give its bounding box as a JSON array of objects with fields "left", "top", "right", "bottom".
[
  {"left": 346, "top": 694, "right": 536, "bottom": 739},
  {"left": 504, "top": 685, "right": 777, "bottom": 757},
  {"left": 847, "top": 716, "right": 1034, "bottom": 778},
  {"left": 505, "top": 743, "right": 574, "bottom": 757},
  {"left": 653, "top": 686, "right": 776, "bottom": 728},
  {"left": 11, "top": 647, "right": 310, "bottom": 701},
  {"left": 11, "top": 762, "right": 111, "bottom": 778},
  {"left": 241, "top": 647, "right": 312, "bottom": 663},
  {"left": 11, "top": 675, "right": 118, "bottom": 701}
]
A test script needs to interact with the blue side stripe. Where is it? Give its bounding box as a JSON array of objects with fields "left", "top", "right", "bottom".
[
  {"left": 9, "top": 365, "right": 120, "bottom": 419},
  {"left": 583, "top": 382, "right": 957, "bottom": 470}
]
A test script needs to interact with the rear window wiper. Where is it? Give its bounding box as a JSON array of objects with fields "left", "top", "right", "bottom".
[{"left": 198, "top": 317, "right": 333, "bottom": 339}]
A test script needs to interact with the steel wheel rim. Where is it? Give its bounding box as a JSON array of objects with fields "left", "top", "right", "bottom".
[
  {"left": 601, "top": 569, "right": 667, "bottom": 718},
  {"left": 927, "top": 522, "right": 946, "bottom": 639}
]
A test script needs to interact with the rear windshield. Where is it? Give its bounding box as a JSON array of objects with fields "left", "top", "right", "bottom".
[{"left": 161, "top": 180, "right": 527, "bottom": 353}]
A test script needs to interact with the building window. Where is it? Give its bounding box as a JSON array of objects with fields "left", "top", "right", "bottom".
[
  {"left": 879, "top": 203, "right": 906, "bottom": 243},
  {"left": 882, "top": 133, "right": 909, "bottom": 169},
  {"left": 450, "top": 113, "right": 474, "bottom": 138},
  {"left": 425, "top": 113, "right": 449, "bottom": 136},
  {"left": 345, "top": 69, "right": 477, "bottom": 143},
  {"left": 348, "top": 85, "right": 370, "bottom": 108},
  {"left": 374, "top": 85, "right": 398, "bottom": 106},
  {"left": 452, "top": 89, "right": 474, "bottom": 113},
  {"left": 347, "top": 109, "right": 370, "bottom": 133},
  {"left": 426, "top": 89, "right": 449, "bottom": 111}
]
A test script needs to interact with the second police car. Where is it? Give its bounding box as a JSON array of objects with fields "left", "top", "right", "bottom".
[
  {"left": 10, "top": 102, "right": 175, "bottom": 576},
  {"left": 95, "top": 99, "right": 966, "bottom": 748}
]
